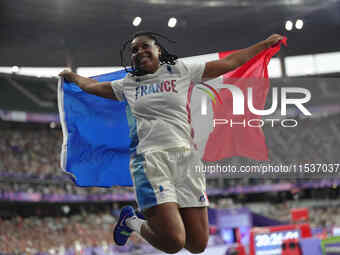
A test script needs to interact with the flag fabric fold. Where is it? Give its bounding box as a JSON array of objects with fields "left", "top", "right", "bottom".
[{"left": 58, "top": 39, "right": 286, "bottom": 187}]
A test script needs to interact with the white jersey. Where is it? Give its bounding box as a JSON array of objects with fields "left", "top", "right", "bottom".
[{"left": 111, "top": 60, "right": 205, "bottom": 154}]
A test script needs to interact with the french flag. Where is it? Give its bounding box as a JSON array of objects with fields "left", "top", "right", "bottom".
[{"left": 58, "top": 39, "right": 286, "bottom": 187}]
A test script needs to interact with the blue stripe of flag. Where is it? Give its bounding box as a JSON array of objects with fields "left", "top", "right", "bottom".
[{"left": 58, "top": 70, "right": 133, "bottom": 187}]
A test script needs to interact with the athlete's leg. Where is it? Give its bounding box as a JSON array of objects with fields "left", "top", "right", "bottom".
[
  {"left": 173, "top": 148, "right": 209, "bottom": 253},
  {"left": 139, "top": 202, "right": 186, "bottom": 254},
  {"left": 120, "top": 148, "right": 207, "bottom": 253},
  {"left": 180, "top": 207, "right": 209, "bottom": 253},
  {"left": 123, "top": 151, "right": 185, "bottom": 253}
]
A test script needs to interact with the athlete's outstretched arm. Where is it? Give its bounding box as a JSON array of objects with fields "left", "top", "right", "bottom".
[
  {"left": 202, "top": 34, "right": 284, "bottom": 80},
  {"left": 59, "top": 70, "right": 118, "bottom": 100}
]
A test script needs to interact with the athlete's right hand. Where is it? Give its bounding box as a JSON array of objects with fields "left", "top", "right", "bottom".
[{"left": 59, "top": 69, "right": 77, "bottom": 83}]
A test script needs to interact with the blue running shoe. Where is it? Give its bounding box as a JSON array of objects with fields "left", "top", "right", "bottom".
[
  {"left": 113, "top": 206, "right": 135, "bottom": 245},
  {"left": 136, "top": 210, "right": 145, "bottom": 220}
]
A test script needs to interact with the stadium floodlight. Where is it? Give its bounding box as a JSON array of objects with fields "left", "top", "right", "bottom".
[
  {"left": 168, "top": 17, "right": 177, "bottom": 28},
  {"left": 295, "top": 19, "right": 303, "bottom": 30},
  {"left": 285, "top": 20, "right": 293, "bottom": 31},
  {"left": 132, "top": 16, "right": 142, "bottom": 27},
  {"left": 11, "top": 66, "right": 19, "bottom": 73},
  {"left": 50, "top": 122, "right": 57, "bottom": 129},
  {"left": 61, "top": 205, "right": 70, "bottom": 214}
]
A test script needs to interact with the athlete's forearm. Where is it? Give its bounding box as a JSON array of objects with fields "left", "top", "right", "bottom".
[
  {"left": 59, "top": 70, "right": 96, "bottom": 91},
  {"left": 59, "top": 70, "right": 115, "bottom": 99},
  {"left": 74, "top": 75, "right": 114, "bottom": 99},
  {"left": 203, "top": 34, "right": 283, "bottom": 80},
  {"left": 222, "top": 40, "right": 267, "bottom": 69},
  {"left": 72, "top": 74, "right": 97, "bottom": 91}
]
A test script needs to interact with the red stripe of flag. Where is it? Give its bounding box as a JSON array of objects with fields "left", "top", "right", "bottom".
[{"left": 202, "top": 38, "right": 287, "bottom": 161}]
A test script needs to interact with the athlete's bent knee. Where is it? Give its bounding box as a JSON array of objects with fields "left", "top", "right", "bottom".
[
  {"left": 187, "top": 245, "right": 207, "bottom": 254},
  {"left": 163, "top": 233, "right": 185, "bottom": 254},
  {"left": 186, "top": 240, "right": 208, "bottom": 254}
]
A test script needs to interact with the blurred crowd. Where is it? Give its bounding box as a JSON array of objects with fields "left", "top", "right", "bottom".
[
  {"left": 216, "top": 197, "right": 340, "bottom": 229},
  {"left": 0, "top": 127, "right": 61, "bottom": 179},
  {"left": 264, "top": 115, "right": 340, "bottom": 163},
  {"left": 0, "top": 200, "right": 153, "bottom": 255},
  {"left": 273, "top": 204, "right": 340, "bottom": 228},
  {"left": 0, "top": 212, "right": 113, "bottom": 254},
  {"left": 210, "top": 114, "right": 340, "bottom": 187},
  {"left": 265, "top": 203, "right": 340, "bottom": 229},
  {"left": 0, "top": 125, "right": 134, "bottom": 198},
  {"left": 1, "top": 113, "right": 340, "bottom": 195},
  {"left": 2, "top": 200, "right": 340, "bottom": 255},
  {"left": 0, "top": 182, "right": 134, "bottom": 200},
  {"left": 0, "top": 211, "right": 146, "bottom": 255}
]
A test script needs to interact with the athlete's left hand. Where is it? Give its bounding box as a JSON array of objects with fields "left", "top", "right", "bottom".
[{"left": 263, "top": 34, "right": 285, "bottom": 48}]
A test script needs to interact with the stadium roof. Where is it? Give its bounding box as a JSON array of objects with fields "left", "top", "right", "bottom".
[{"left": 1, "top": 0, "right": 340, "bottom": 67}]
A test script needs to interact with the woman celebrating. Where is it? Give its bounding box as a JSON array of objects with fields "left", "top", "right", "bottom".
[{"left": 59, "top": 31, "right": 283, "bottom": 254}]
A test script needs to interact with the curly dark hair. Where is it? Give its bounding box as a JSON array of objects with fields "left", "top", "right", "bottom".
[{"left": 120, "top": 31, "right": 178, "bottom": 76}]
